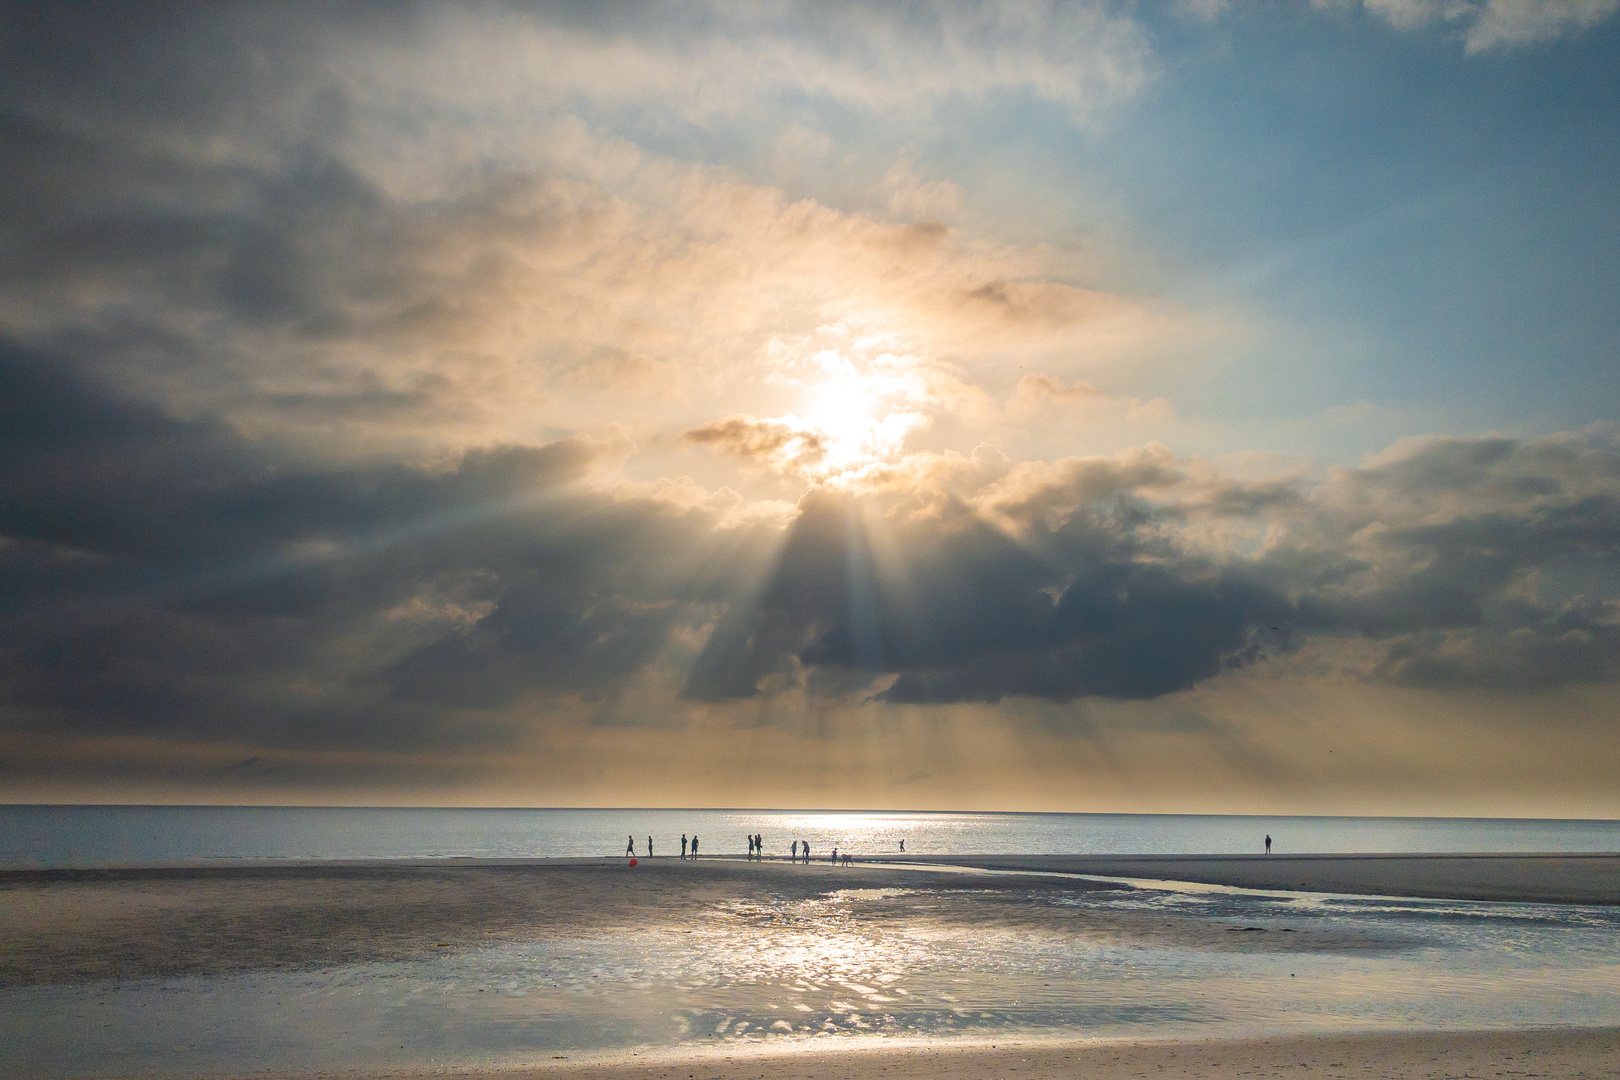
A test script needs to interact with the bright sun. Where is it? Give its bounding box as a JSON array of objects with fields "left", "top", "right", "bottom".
[
  {"left": 804, "top": 377, "right": 880, "bottom": 468},
  {"left": 795, "top": 375, "right": 929, "bottom": 478},
  {"left": 773, "top": 348, "right": 931, "bottom": 479}
]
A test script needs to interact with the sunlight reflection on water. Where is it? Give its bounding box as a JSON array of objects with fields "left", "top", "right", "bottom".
[{"left": 5, "top": 877, "right": 1620, "bottom": 1079}]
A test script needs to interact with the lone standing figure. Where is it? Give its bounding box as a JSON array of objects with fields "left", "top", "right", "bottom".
[
  {"left": 1265, "top": 834, "right": 1272, "bottom": 854},
  {"left": 627, "top": 835, "right": 635, "bottom": 857},
  {"left": 681, "top": 833, "right": 688, "bottom": 859}
]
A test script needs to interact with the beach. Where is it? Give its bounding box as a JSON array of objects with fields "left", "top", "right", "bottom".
[
  {"left": 921, "top": 853, "right": 1620, "bottom": 906},
  {"left": 8, "top": 854, "right": 1618, "bottom": 986},
  {"left": 3, "top": 857, "right": 1618, "bottom": 1078},
  {"left": 395, "top": 1028, "right": 1620, "bottom": 1080}
]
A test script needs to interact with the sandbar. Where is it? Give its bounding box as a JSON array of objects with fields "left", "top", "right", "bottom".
[{"left": 914, "top": 853, "right": 1620, "bottom": 905}]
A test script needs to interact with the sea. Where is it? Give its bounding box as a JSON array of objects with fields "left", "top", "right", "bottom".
[
  {"left": 4, "top": 807, "right": 1619, "bottom": 1079},
  {"left": 4, "top": 805, "right": 1620, "bottom": 866}
]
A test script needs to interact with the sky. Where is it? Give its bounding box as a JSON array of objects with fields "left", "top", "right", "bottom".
[{"left": 2, "top": 1, "right": 1618, "bottom": 815}]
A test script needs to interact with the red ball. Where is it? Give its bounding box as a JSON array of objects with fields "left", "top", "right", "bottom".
[{"left": 629, "top": 858, "right": 639, "bottom": 866}]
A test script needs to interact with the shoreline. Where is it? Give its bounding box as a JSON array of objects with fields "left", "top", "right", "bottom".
[{"left": 5, "top": 851, "right": 1618, "bottom": 905}]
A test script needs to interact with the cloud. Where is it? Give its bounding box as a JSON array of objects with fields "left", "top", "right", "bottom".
[
  {"left": 1359, "top": 0, "right": 1475, "bottom": 31},
  {"left": 1000, "top": 375, "right": 1176, "bottom": 446},
  {"left": 0, "top": 4, "right": 1154, "bottom": 127},
  {"left": 974, "top": 444, "right": 1186, "bottom": 532},
  {"left": 1316, "top": 0, "right": 1619, "bottom": 50},
  {"left": 0, "top": 344, "right": 773, "bottom": 751},
  {"left": 880, "top": 161, "right": 966, "bottom": 221},
  {"left": 0, "top": 97, "right": 1161, "bottom": 457},
  {"left": 685, "top": 430, "right": 1620, "bottom": 703},
  {"left": 1005, "top": 373, "right": 1103, "bottom": 413},
  {"left": 1464, "top": 0, "right": 1620, "bottom": 52},
  {"left": 684, "top": 415, "right": 833, "bottom": 477},
  {"left": 682, "top": 475, "right": 1292, "bottom": 704},
  {"left": 393, "top": 2, "right": 1156, "bottom": 126}
]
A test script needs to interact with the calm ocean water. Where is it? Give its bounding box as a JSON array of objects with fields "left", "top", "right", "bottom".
[{"left": 3, "top": 805, "right": 1618, "bottom": 867}]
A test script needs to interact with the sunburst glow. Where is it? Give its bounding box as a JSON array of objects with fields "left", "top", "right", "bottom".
[
  {"left": 804, "top": 376, "right": 879, "bottom": 468},
  {"left": 784, "top": 350, "right": 932, "bottom": 477}
]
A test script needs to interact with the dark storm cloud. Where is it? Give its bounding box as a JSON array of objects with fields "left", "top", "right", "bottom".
[
  {"left": 1267, "top": 435, "right": 1620, "bottom": 692},
  {"left": 0, "top": 101, "right": 494, "bottom": 392},
  {"left": 685, "top": 489, "right": 1292, "bottom": 703},
  {"left": 685, "top": 435, "right": 1620, "bottom": 703},
  {"left": 684, "top": 492, "right": 1058, "bottom": 699},
  {"left": 0, "top": 344, "right": 594, "bottom": 565},
  {"left": 1334, "top": 492, "right": 1620, "bottom": 691},
  {"left": 0, "top": 345, "right": 765, "bottom": 749},
  {"left": 0, "top": 5, "right": 396, "bottom": 297}
]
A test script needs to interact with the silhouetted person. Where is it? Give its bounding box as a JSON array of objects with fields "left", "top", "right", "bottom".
[
  {"left": 627, "top": 835, "right": 635, "bottom": 857},
  {"left": 1265, "top": 834, "right": 1272, "bottom": 854},
  {"left": 648, "top": 835, "right": 653, "bottom": 857},
  {"left": 830, "top": 846, "right": 837, "bottom": 864},
  {"left": 899, "top": 839, "right": 904, "bottom": 852},
  {"left": 755, "top": 833, "right": 763, "bottom": 858},
  {"left": 681, "top": 833, "right": 688, "bottom": 859},
  {"left": 792, "top": 840, "right": 799, "bottom": 861},
  {"left": 747, "top": 834, "right": 755, "bottom": 859},
  {"left": 691, "top": 835, "right": 699, "bottom": 857}
]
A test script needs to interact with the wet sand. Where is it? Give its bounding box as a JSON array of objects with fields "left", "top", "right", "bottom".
[
  {"left": 0, "top": 859, "right": 1122, "bottom": 986},
  {"left": 920, "top": 853, "right": 1620, "bottom": 905},
  {"left": 2, "top": 853, "right": 1615, "bottom": 987},
  {"left": 253, "top": 1028, "right": 1620, "bottom": 1080},
  {"left": 4, "top": 858, "right": 1619, "bottom": 1079}
]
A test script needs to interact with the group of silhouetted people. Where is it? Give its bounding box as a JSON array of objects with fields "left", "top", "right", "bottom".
[
  {"left": 623, "top": 833, "right": 703, "bottom": 858},
  {"left": 624, "top": 832, "right": 908, "bottom": 862},
  {"left": 792, "top": 839, "right": 837, "bottom": 862}
]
